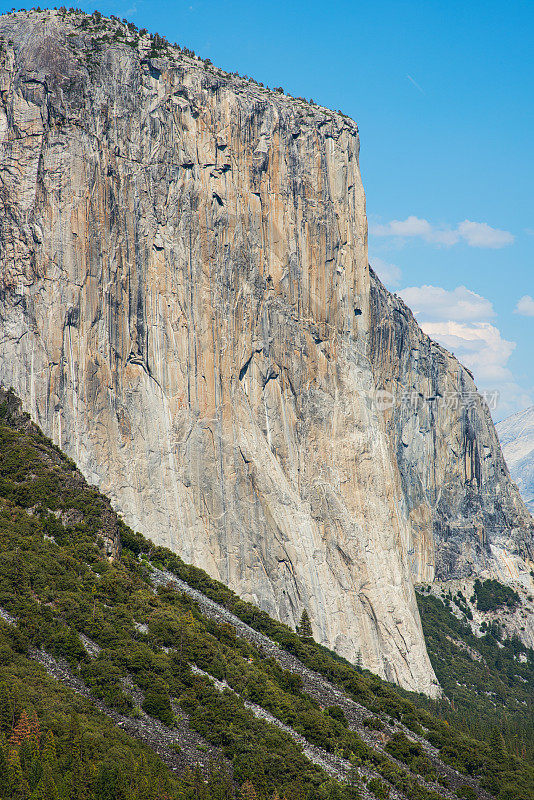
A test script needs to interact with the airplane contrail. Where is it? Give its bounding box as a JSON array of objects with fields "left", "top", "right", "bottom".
[{"left": 406, "top": 74, "right": 426, "bottom": 95}]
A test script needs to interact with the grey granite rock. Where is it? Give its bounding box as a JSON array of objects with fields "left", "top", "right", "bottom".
[
  {"left": 369, "top": 273, "right": 533, "bottom": 587},
  {"left": 497, "top": 405, "right": 534, "bottom": 515}
]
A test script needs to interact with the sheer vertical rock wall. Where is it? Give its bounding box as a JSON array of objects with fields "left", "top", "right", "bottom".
[{"left": 0, "top": 10, "right": 531, "bottom": 693}]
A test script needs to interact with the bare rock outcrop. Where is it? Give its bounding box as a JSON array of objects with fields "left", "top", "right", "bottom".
[
  {"left": 497, "top": 405, "right": 534, "bottom": 514},
  {"left": 369, "top": 274, "right": 533, "bottom": 585}
]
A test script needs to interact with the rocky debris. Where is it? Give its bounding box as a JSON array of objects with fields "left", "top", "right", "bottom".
[
  {"left": 444, "top": 635, "right": 484, "bottom": 663},
  {"left": 134, "top": 621, "right": 149, "bottom": 634},
  {"left": 0, "top": 591, "right": 488, "bottom": 796},
  {"left": 0, "top": 606, "right": 17, "bottom": 626},
  {"left": 150, "top": 567, "right": 492, "bottom": 799},
  {"left": 192, "top": 668, "right": 402, "bottom": 800},
  {"left": 79, "top": 632, "right": 101, "bottom": 657},
  {"left": 190, "top": 665, "right": 355, "bottom": 785},
  {"left": 429, "top": 578, "right": 534, "bottom": 650},
  {"left": 29, "top": 647, "right": 226, "bottom": 775}
]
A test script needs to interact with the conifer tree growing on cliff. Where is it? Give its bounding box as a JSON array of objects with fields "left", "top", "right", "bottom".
[{"left": 297, "top": 609, "right": 313, "bottom": 640}]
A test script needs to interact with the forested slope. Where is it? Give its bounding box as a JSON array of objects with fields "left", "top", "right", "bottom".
[{"left": 0, "top": 387, "right": 532, "bottom": 800}]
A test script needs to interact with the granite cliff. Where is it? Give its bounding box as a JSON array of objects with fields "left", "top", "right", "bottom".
[
  {"left": 370, "top": 277, "right": 533, "bottom": 585},
  {"left": 497, "top": 405, "right": 534, "bottom": 515},
  {"left": 0, "top": 9, "right": 532, "bottom": 695}
]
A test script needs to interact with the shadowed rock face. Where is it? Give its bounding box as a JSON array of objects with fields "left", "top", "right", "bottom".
[
  {"left": 0, "top": 10, "right": 531, "bottom": 695},
  {"left": 497, "top": 406, "right": 534, "bottom": 515},
  {"left": 369, "top": 275, "right": 533, "bottom": 586}
]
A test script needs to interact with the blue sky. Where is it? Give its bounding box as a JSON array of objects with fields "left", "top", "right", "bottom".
[{"left": 3, "top": 0, "right": 532, "bottom": 419}]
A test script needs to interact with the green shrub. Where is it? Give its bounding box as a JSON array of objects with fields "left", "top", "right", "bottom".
[
  {"left": 141, "top": 689, "right": 174, "bottom": 726},
  {"left": 455, "top": 786, "right": 476, "bottom": 800},
  {"left": 473, "top": 579, "right": 520, "bottom": 612},
  {"left": 368, "top": 776, "right": 390, "bottom": 798}
]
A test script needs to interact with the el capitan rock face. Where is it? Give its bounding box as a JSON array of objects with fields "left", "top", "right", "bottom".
[{"left": 0, "top": 9, "right": 532, "bottom": 694}]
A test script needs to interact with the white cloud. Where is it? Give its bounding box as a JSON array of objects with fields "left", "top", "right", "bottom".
[
  {"left": 371, "top": 216, "right": 457, "bottom": 245},
  {"left": 398, "top": 284, "right": 533, "bottom": 418},
  {"left": 515, "top": 295, "right": 534, "bottom": 317},
  {"left": 421, "top": 321, "right": 531, "bottom": 418},
  {"left": 370, "top": 216, "right": 514, "bottom": 249},
  {"left": 399, "top": 285, "right": 495, "bottom": 322},
  {"left": 421, "top": 321, "right": 515, "bottom": 382},
  {"left": 457, "top": 220, "right": 514, "bottom": 248},
  {"left": 371, "top": 257, "right": 402, "bottom": 288}
]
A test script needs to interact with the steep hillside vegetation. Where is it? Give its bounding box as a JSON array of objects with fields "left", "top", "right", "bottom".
[
  {"left": 415, "top": 589, "right": 533, "bottom": 764},
  {"left": 0, "top": 388, "right": 532, "bottom": 800}
]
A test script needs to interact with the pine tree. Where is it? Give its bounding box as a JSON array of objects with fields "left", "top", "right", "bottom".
[
  {"left": 19, "top": 734, "right": 41, "bottom": 790},
  {"left": 66, "top": 713, "right": 86, "bottom": 800},
  {"left": 29, "top": 762, "right": 58, "bottom": 800},
  {"left": 7, "top": 749, "right": 30, "bottom": 799},
  {"left": 28, "top": 711, "right": 40, "bottom": 740},
  {"left": 152, "top": 754, "right": 173, "bottom": 800},
  {"left": 179, "top": 766, "right": 195, "bottom": 789},
  {"left": 92, "top": 761, "right": 124, "bottom": 800},
  {"left": 135, "top": 755, "right": 151, "bottom": 800},
  {"left": 0, "top": 682, "right": 18, "bottom": 731},
  {"left": 11, "top": 710, "right": 32, "bottom": 746},
  {"left": 192, "top": 763, "right": 205, "bottom": 799},
  {"left": 240, "top": 781, "right": 258, "bottom": 800},
  {"left": 489, "top": 728, "right": 506, "bottom": 760},
  {"left": 41, "top": 731, "right": 59, "bottom": 776},
  {"left": 207, "top": 761, "right": 235, "bottom": 799},
  {"left": 68, "top": 712, "right": 82, "bottom": 763},
  {"left": 296, "top": 609, "right": 313, "bottom": 640},
  {"left": 0, "top": 730, "right": 9, "bottom": 798}
]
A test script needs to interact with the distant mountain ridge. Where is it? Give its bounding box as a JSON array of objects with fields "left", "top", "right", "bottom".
[{"left": 497, "top": 406, "right": 534, "bottom": 514}]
